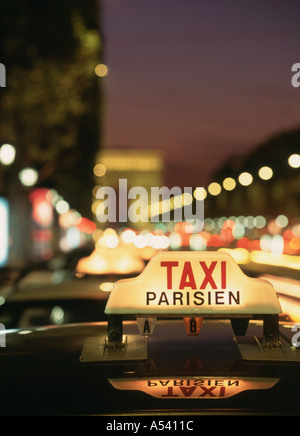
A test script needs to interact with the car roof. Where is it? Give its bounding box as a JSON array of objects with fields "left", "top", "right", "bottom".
[
  {"left": 7, "top": 277, "right": 108, "bottom": 302},
  {"left": 2, "top": 272, "right": 136, "bottom": 303},
  {"left": 1, "top": 319, "right": 299, "bottom": 416}
]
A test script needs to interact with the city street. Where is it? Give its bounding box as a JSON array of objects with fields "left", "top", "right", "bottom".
[{"left": 0, "top": 0, "right": 300, "bottom": 418}]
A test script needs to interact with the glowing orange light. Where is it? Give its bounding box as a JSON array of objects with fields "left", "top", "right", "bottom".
[
  {"left": 237, "top": 237, "right": 250, "bottom": 250},
  {"left": 290, "top": 237, "right": 300, "bottom": 251},
  {"left": 29, "top": 189, "right": 54, "bottom": 228},
  {"left": 76, "top": 244, "right": 145, "bottom": 275},
  {"left": 95, "top": 63, "right": 109, "bottom": 77},
  {"left": 76, "top": 217, "right": 97, "bottom": 235}
]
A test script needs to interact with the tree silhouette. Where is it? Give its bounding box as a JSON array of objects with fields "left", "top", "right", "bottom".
[{"left": 0, "top": 0, "right": 103, "bottom": 218}]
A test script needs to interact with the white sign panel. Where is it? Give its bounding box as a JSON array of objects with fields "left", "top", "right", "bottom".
[{"left": 105, "top": 251, "right": 282, "bottom": 316}]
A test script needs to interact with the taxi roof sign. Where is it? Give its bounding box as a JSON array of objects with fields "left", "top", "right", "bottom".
[
  {"left": 105, "top": 251, "right": 282, "bottom": 316},
  {"left": 80, "top": 252, "right": 300, "bottom": 364}
]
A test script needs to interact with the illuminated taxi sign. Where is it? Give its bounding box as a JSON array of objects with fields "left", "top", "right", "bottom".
[{"left": 105, "top": 251, "right": 281, "bottom": 316}]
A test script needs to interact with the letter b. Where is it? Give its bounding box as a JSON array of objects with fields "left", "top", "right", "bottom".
[{"left": 190, "top": 319, "right": 197, "bottom": 333}]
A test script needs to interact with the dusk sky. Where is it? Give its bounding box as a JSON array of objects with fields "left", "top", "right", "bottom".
[{"left": 102, "top": 0, "right": 300, "bottom": 187}]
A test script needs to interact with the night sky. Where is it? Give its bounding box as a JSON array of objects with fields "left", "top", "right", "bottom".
[{"left": 102, "top": 0, "right": 300, "bottom": 187}]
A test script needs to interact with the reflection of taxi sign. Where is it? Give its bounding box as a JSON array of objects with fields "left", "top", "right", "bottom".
[
  {"left": 109, "top": 377, "right": 279, "bottom": 400},
  {"left": 105, "top": 251, "right": 281, "bottom": 316}
]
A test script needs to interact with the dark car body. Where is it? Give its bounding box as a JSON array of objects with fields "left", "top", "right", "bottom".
[
  {"left": 0, "top": 271, "right": 138, "bottom": 329},
  {"left": 1, "top": 317, "right": 299, "bottom": 416},
  {"left": 1, "top": 250, "right": 300, "bottom": 417}
]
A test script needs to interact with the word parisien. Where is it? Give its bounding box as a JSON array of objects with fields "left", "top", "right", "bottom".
[{"left": 95, "top": 179, "right": 204, "bottom": 224}]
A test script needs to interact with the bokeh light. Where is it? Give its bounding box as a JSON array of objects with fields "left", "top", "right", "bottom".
[
  {"left": 288, "top": 154, "right": 300, "bottom": 168},
  {"left": 238, "top": 172, "right": 253, "bottom": 186},
  {"left": 258, "top": 166, "right": 273, "bottom": 180},
  {"left": 19, "top": 168, "right": 38, "bottom": 186},
  {"left": 95, "top": 63, "right": 109, "bottom": 77},
  {"left": 222, "top": 177, "right": 236, "bottom": 191},
  {"left": 0, "top": 143, "right": 16, "bottom": 165},
  {"left": 208, "top": 182, "right": 221, "bottom": 196}
]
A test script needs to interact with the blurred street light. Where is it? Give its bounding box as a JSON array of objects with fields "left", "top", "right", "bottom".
[
  {"left": 194, "top": 187, "right": 207, "bottom": 200},
  {"left": 95, "top": 63, "right": 109, "bottom": 77},
  {"left": 238, "top": 172, "right": 253, "bottom": 186},
  {"left": 258, "top": 166, "right": 273, "bottom": 181},
  {"left": 208, "top": 182, "right": 221, "bottom": 196},
  {"left": 288, "top": 154, "right": 300, "bottom": 168},
  {"left": 222, "top": 177, "right": 236, "bottom": 191},
  {"left": 55, "top": 199, "right": 70, "bottom": 214},
  {"left": 19, "top": 167, "right": 39, "bottom": 187},
  {"left": 0, "top": 143, "right": 16, "bottom": 166},
  {"left": 93, "top": 163, "right": 106, "bottom": 177}
]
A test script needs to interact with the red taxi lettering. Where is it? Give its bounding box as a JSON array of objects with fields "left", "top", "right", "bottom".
[
  {"left": 199, "top": 261, "right": 217, "bottom": 289},
  {"left": 161, "top": 387, "right": 198, "bottom": 397},
  {"left": 179, "top": 262, "right": 196, "bottom": 289},
  {"left": 161, "top": 388, "right": 179, "bottom": 397},
  {"left": 160, "top": 261, "right": 178, "bottom": 289},
  {"left": 160, "top": 386, "right": 225, "bottom": 398},
  {"left": 220, "top": 386, "right": 226, "bottom": 397},
  {"left": 180, "top": 387, "right": 197, "bottom": 397},
  {"left": 199, "top": 386, "right": 217, "bottom": 397},
  {"left": 221, "top": 260, "right": 227, "bottom": 289},
  {"left": 160, "top": 260, "right": 227, "bottom": 290},
  {"left": 144, "top": 379, "right": 243, "bottom": 398}
]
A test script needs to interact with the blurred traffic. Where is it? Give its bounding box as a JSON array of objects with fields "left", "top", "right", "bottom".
[{"left": 1, "top": 207, "right": 300, "bottom": 328}]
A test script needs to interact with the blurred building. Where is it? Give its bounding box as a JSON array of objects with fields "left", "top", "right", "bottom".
[{"left": 92, "top": 148, "right": 164, "bottom": 230}]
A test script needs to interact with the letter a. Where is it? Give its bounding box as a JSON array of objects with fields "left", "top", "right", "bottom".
[
  {"left": 179, "top": 262, "right": 196, "bottom": 289},
  {"left": 96, "top": 187, "right": 116, "bottom": 223},
  {"left": 143, "top": 320, "right": 150, "bottom": 334}
]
